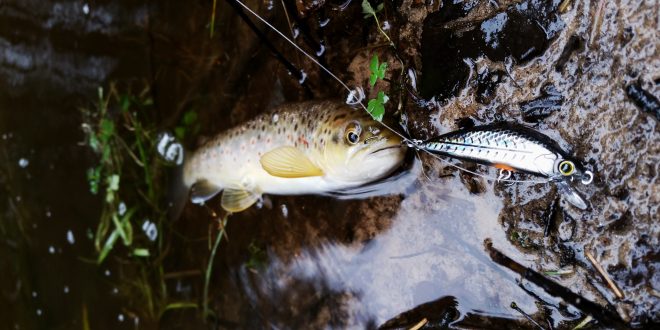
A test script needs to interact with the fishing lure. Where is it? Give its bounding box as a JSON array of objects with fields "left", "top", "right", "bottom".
[{"left": 417, "top": 123, "right": 594, "bottom": 209}]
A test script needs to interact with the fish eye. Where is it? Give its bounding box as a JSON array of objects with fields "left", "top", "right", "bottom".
[
  {"left": 559, "top": 160, "right": 575, "bottom": 176},
  {"left": 344, "top": 122, "right": 361, "bottom": 145},
  {"left": 346, "top": 130, "right": 359, "bottom": 144}
]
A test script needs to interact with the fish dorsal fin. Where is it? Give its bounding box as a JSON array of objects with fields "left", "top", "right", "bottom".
[
  {"left": 260, "top": 146, "right": 324, "bottom": 178},
  {"left": 190, "top": 180, "right": 223, "bottom": 205},
  {"left": 221, "top": 189, "right": 260, "bottom": 213}
]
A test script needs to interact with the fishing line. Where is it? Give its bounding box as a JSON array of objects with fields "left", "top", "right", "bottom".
[{"left": 232, "top": 0, "right": 551, "bottom": 185}]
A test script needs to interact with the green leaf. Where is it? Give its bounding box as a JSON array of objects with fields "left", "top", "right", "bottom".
[
  {"left": 174, "top": 126, "right": 186, "bottom": 141},
  {"left": 369, "top": 54, "right": 388, "bottom": 87},
  {"left": 97, "top": 229, "right": 119, "bottom": 264},
  {"left": 120, "top": 95, "right": 131, "bottom": 112},
  {"left": 99, "top": 119, "right": 114, "bottom": 143},
  {"left": 367, "top": 91, "right": 389, "bottom": 122},
  {"left": 133, "top": 248, "right": 150, "bottom": 257},
  {"left": 182, "top": 110, "right": 198, "bottom": 126},
  {"left": 362, "top": 0, "right": 375, "bottom": 16},
  {"left": 86, "top": 167, "right": 102, "bottom": 194},
  {"left": 107, "top": 174, "right": 120, "bottom": 192},
  {"left": 378, "top": 62, "right": 387, "bottom": 79}
]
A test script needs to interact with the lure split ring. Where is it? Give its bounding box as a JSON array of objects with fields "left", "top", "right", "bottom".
[{"left": 581, "top": 170, "right": 594, "bottom": 185}]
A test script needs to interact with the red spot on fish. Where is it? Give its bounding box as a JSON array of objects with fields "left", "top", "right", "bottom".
[{"left": 298, "top": 135, "right": 309, "bottom": 148}]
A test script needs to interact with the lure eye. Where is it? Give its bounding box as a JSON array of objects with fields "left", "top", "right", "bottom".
[
  {"left": 344, "top": 122, "right": 361, "bottom": 145},
  {"left": 559, "top": 160, "right": 575, "bottom": 176}
]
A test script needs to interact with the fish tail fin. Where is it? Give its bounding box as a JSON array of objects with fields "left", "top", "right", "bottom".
[{"left": 156, "top": 132, "right": 188, "bottom": 221}]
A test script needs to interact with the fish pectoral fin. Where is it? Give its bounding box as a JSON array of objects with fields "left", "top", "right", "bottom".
[
  {"left": 221, "top": 189, "right": 260, "bottom": 213},
  {"left": 260, "top": 146, "right": 324, "bottom": 178},
  {"left": 190, "top": 180, "right": 222, "bottom": 204}
]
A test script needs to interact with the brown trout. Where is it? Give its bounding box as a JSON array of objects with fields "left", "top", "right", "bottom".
[{"left": 181, "top": 100, "right": 406, "bottom": 212}]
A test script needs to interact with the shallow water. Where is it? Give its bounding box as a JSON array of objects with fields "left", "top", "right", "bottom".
[{"left": 1, "top": 0, "right": 658, "bottom": 329}]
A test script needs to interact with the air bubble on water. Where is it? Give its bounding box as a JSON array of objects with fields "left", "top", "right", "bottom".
[
  {"left": 105, "top": 269, "right": 111, "bottom": 277},
  {"left": 36, "top": 309, "right": 42, "bottom": 316},
  {"left": 157, "top": 132, "right": 184, "bottom": 165},
  {"left": 66, "top": 230, "right": 75, "bottom": 245},
  {"left": 15, "top": 196, "right": 21, "bottom": 202},
  {"left": 316, "top": 44, "right": 325, "bottom": 56},
  {"left": 82, "top": 3, "right": 90, "bottom": 15},
  {"left": 32, "top": 291, "right": 37, "bottom": 298},
  {"left": 48, "top": 246, "right": 55, "bottom": 254},
  {"left": 118, "top": 314, "right": 125, "bottom": 322},
  {"left": 298, "top": 70, "right": 307, "bottom": 85},
  {"left": 64, "top": 286, "right": 70, "bottom": 294},
  {"left": 281, "top": 204, "right": 288, "bottom": 218},
  {"left": 118, "top": 202, "right": 127, "bottom": 216},
  {"left": 142, "top": 220, "right": 158, "bottom": 241},
  {"left": 112, "top": 287, "right": 119, "bottom": 294},
  {"left": 18, "top": 158, "right": 29, "bottom": 168},
  {"left": 165, "top": 143, "right": 184, "bottom": 165},
  {"left": 45, "top": 209, "right": 52, "bottom": 218},
  {"left": 272, "top": 114, "right": 279, "bottom": 123}
]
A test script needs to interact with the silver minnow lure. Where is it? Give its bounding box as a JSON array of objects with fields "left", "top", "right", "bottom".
[{"left": 420, "top": 123, "right": 594, "bottom": 209}]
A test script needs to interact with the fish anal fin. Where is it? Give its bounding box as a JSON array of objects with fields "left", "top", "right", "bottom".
[
  {"left": 221, "top": 189, "right": 260, "bottom": 213},
  {"left": 190, "top": 180, "right": 222, "bottom": 205},
  {"left": 260, "top": 146, "right": 323, "bottom": 178}
]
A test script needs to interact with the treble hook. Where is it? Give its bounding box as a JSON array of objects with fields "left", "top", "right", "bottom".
[{"left": 498, "top": 169, "right": 512, "bottom": 181}]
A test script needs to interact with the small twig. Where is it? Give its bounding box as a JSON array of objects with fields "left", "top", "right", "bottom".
[
  {"left": 510, "top": 302, "right": 546, "bottom": 330},
  {"left": 409, "top": 318, "right": 427, "bottom": 330},
  {"left": 572, "top": 315, "right": 593, "bottom": 330},
  {"left": 585, "top": 251, "right": 624, "bottom": 299},
  {"left": 163, "top": 269, "right": 202, "bottom": 279},
  {"left": 559, "top": 0, "right": 572, "bottom": 13}
]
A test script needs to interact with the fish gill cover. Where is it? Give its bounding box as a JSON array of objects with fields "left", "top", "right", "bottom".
[{"left": 420, "top": 0, "right": 565, "bottom": 102}]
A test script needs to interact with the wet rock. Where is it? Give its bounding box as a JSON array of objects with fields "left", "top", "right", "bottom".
[
  {"left": 554, "top": 34, "right": 584, "bottom": 71},
  {"left": 519, "top": 83, "right": 564, "bottom": 123},
  {"left": 475, "top": 68, "right": 506, "bottom": 104},
  {"left": 420, "top": 0, "right": 564, "bottom": 101}
]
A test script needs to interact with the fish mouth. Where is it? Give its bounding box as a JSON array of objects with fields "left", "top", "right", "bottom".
[{"left": 369, "top": 144, "right": 404, "bottom": 155}]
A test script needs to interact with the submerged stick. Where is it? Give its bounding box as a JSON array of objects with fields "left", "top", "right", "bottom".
[
  {"left": 484, "top": 240, "right": 628, "bottom": 329},
  {"left": 585, "top": 251, "right": 624, "bottom": 299}
]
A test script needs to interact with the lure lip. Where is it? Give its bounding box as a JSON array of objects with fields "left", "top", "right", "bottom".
[{"left": 557, "top": 180, "right": 589, "bottom": 210}]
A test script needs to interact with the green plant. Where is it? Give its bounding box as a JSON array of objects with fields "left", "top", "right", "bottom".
[
  {"left": 362, "top": 0, "right": 392, "bottom": 47},
  {"left": 81, "top": 83, "right": 200, "bottom": 321}
]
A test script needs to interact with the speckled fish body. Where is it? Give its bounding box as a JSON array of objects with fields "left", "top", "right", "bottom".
[
  {"left": 182, "top": 100, "right": 406, "bottom": 212},
  {"left": 421, "top": 123, "right": 584, "bottom": 180}
]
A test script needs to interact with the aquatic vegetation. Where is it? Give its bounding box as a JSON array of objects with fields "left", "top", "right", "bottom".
[{"left": 80, "top": 83, "right": 202, "bottom": 321}]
